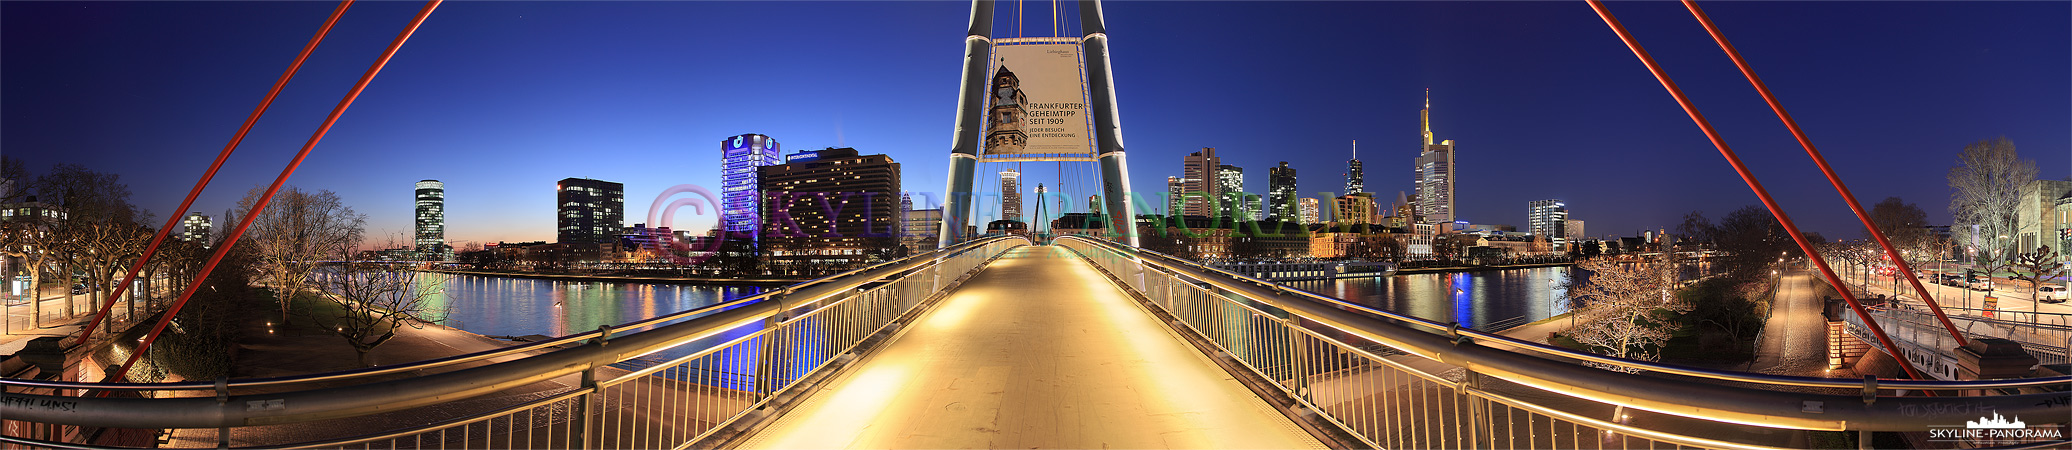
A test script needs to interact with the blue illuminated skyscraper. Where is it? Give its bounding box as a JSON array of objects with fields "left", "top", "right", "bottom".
[{"left": 721, "top": 134, "right": 781, "bottom": 239}]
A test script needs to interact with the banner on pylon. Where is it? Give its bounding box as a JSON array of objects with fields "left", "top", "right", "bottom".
[{"left": 981, "top": 38, "right": 1095, "bottom": 161}]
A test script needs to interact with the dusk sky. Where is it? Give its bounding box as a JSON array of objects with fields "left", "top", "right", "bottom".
[{"left": 4, "top": 1, "right": 2066, "bottom": 248}]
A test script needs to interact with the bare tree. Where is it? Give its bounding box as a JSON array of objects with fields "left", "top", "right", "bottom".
[
  {"left": 240, "top": 186, "right": 365, "bottom": 322},
  {"left": 35, "top": 164, "right": 148, "bottom": 319},
  {"left": 1566, "top": 243, "right": 1689, "bottom": 361},
  {"left": 1868, "top": 197, "right": 1930, "bottom": 250},
  {"left": 2009, "top": 246, "right": 2064, "bottom": 326},
  {"left": 312, "top": 256, "right": 451, "bottom": 367},
  {"left": 1948, "top": 137, "right": 2036, "bottom": 282}
]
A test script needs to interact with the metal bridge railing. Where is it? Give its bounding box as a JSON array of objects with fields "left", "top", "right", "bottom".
[
  {"left": 1846, "top": 305, "right": 2070, "bottom": 369},
  {"left": 1054, "top": 236, "right": 2071, "bottom": 450},
  {"left": 1, "top": 235, "right": 1031, "bottom": 449}
]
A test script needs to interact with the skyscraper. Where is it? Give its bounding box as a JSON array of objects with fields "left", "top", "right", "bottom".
[
  {"left": 1567, "top": 219, "right": 1586, "bottom": 243},
  {"left": 179, "top": 212, "right": 212, "bottom": 246},
  {"left": 1413, "top": 90, "right": 1457, "bottom": 224},
  {"left": 1298, "top": 198, "right": 1320, "bottom": 224},
  {"left": 1528, "top": 199, "right": 1569, "bottom": 251},
  {"left": 1268, "top": 161, "right": 1297, "bottom": 221},
  {"left": 1000, "top": 169, "right": 1022, "bottom": 222},
  {"left": 1344, "top": 141, "right": 1364, "bottom": 195},
  {"left": 1165, "top": 176, "right": 1184, "bottom": 216},
  {"left": 721, "top": 134, "right": 782, "bottom": 239},
  {"left": 415, "top": 180, "right": 447, "bottom": 260},
  {"left": 1216, "top": 164, "right": 1245, "bottom": 219},
  {"left": 557, "top": 178, "right": 625, "bottom": 245},
  {"left": 1182, "top": 147, "right": 1220, "bottom": 217}
]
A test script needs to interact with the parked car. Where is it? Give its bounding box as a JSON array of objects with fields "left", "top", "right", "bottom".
[
  {"left": 1971, "top": 279, "right": 1995, "bottom": 291},
  {"left": 2040, "top": 285, "right": 2068, "bottom": 304}
]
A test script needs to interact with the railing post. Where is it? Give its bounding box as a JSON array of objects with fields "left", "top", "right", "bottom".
[
  {"left": 214, "top": 377, "right": 229, "bottom": 450},
  {"left": 576, "top": 325, "right": 610, "bottom": 450}
]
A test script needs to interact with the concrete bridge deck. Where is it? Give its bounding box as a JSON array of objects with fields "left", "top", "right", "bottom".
[{"left": 741, "top": 245, "right": 1324, "bottom": 449}]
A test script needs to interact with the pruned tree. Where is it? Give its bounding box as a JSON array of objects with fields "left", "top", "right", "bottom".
[
  {"left": 35, "top": 164, "right": 148, "bottom": 319},
  {"left": 1948, "top": 137, "right": 2035, "bottom": 282},
  {"left": 312, "top": 257, "right": 451, "bottom": 368},
  {"left": 2009, "top": 245, "right": 2064, "bottom": 325},
  {"left": 240, "top": 186, "right": 365, "bottom": 322},
  {"left": 1566, "top": 242, "right": 1689, "bottom": 361}
]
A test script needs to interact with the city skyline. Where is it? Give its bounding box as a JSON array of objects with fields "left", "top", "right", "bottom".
[{"left": 3, "top": 1, "right": 2066, "bottom": 246}]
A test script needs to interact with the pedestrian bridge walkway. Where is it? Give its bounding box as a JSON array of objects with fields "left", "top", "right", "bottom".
[
  {"left": 4, "top": 236, "right": 2067, "bottom": 450},
  {"left": 741, "top": 246, "right": 1322, "bottom": 449}
]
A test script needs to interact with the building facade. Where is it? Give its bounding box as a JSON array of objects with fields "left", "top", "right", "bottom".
[
  {"left": 415, "top": 180, "right": 447, "bottom": 260},
  {"left": 1413, "top": 91, "right": 1457, "bottom": 224},
  {"left": 2016, "top": 179, "right": 2072, "bottom": 258},
  {"left": 1299, "top": 198, "right": 1320, "bottom": 224},
  {"left": 902, "top": 208, "right": 943, "bottom": 254},
  {"left": 1334, "top": 193, "right": 1376, "bottom": 226},
  {"left": 1268, "top": 161, "right": 1297, "bottom": 221},
  {"left": 721, "top": 134, "right": 782, "bottom": 240},
  {"left": 179, "top": 212, "right": 212, "bottom": 246},
  {"left": 1528, "top": 199, "right": 1569, "bottom": 251},
  {"left": 1567, "top": 219, "right": 1586, "bottom": 243},
  {"left": 557, "top": 178, "right": 625, "bottom": 245},
  {"left": 758, "top": 147, "right": 901, "bottom": 273},
  {"left": 1166, "top": 176, "right": 1185, "bottom": 216}
]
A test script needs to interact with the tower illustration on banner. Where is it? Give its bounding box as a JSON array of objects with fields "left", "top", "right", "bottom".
[{"left": 939, "top": 0, "right": 1138, "bottom": 247}]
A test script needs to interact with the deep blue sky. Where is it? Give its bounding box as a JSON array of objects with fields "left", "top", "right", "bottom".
[{"left": 4, "top": 1, "right": 2066, "bottom": 247}]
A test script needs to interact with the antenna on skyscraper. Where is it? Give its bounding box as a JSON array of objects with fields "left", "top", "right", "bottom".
[{"left": 1351, "top": 140, "right": 1357, "bottom": 159}]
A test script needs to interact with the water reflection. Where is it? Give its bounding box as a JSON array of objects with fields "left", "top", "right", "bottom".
[
  {"left": 434, "top": 275, "right": 764, "bottom": 338},
  {"left": 1288, "top": 266, "right": 1575, "bottom": 330}
]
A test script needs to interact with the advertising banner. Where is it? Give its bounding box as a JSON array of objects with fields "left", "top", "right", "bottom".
[{"left": 981, "top": 40, "right": 1093, "bottom": 159}]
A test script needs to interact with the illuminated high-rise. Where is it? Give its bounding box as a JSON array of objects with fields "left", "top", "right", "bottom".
[
  {"left": 1216, "top": 164, "right": 1245, "bottom": 219},
  {"left": 1001, "top": 169, "right": 1022, "bottom": 222},
  {"left": 1268, "top": 161, "right": 1297, "bottom": 220},
  {"left": 1413, "top": 90, "right": 1457, "bottom": 224},
  {"left": 1298, "top": 198, "right": 1320, "bottom": 224},
  {"left": 415, "top": 180, "right": 446, "bottom": 260},
  {"left": 179, "top": 212, "right": 212, "bottom": 247},
  {"left": 721, "top": 134, "right": 781, "bottom": 239},
  {"left": 1345, "top": 141, "right": 1364, "bottom": 195},
  {"left": 1182, "top": 147, "right": 1220, "bottom": 216},
  {"left": 1529, "top": 199, "right": 1569, "bottom": 251},
  {"left": 557, "top": 178, "right": 624, "bottom": 245}
]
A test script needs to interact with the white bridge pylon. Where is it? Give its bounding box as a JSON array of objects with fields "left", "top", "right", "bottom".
[{"left": 938, "top": 0, "right": 1138, "bottom": 248}]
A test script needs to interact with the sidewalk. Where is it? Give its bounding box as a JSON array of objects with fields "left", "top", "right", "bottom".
[{"left": 2, "top": 285, "right": 170, "bottom": 357}]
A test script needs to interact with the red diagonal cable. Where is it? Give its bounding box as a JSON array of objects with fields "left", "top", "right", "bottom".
[
  {"left": 1584, "top": 0, "right": 1933, "bottom": 383},
  {"left": 1681, "top": 0, "right": 1968, "bottom": 347},
  {"left": 73, "top": 0, "right": 356, "bottom": 349},
  {"left": 103, "top": 0, "right": 442, "bottom": 384}
]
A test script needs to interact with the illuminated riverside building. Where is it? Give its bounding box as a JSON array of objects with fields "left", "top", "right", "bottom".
[
  {"left": 1413, "top": 90, "right": 1457, "bottom": 224},
  {"left": 557, "top": 178, "right": 624, "bottom": 245},
  {"left": 415, "top": 180, "right": 447, "bottom": 260},
  {"left": 721, "top": 134, "right": 782, "bottom": 240},
  {"left": 758, "top": 147, "right": 901, "bottom": 273},
  {"left": 1527, "top": 199, "right": 1569, "bottom": 251}
]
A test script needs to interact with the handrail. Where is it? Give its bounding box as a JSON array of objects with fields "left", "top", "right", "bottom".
[
  {"left": 0, "top": 235, "right": 1030, "bottom": 428},
  {"left": 1056, "top": 236, "right": 2070, "bottom": 431},
  {"left": 1, "top": 236, "right": 1009, "bottom": 392}
]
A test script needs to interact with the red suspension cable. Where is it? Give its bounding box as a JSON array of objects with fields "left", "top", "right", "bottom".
[
  {"left": 1681, "top": 0, "right": 1968, "bottom": 347},
  {"left": 1584, "top": 0, "right": 1933, "bottom": 383},
  {"left": 74, "top": 0, "right": 356, "bottom": 349},
  {"left": 103, "top": 0, "right": 443, "bottom": 384}
]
